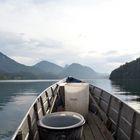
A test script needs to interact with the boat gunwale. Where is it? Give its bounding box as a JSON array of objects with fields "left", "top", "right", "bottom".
[
  {"left": 90, "top": 84, "right": 140, "bottom": 114},
  {"left": 89, "top": 84, "right": 140, "bottom": 140},
  {"left": 11, "top": 78, "right": 67, "bottom": 140},
  {"left": 11, "top": 77, "right": 140, "bottom": 140}
]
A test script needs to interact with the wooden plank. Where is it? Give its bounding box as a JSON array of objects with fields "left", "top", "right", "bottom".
[
  {"left": 29, "top": 107, "right": 36, "bottom": 124},
  {"left": 51, "top": 84, "right": 58, "bottom": 95},
  {"left": 19, "top": 118, "right": 29, "bottom": 140},
  {"left": 108, "top": 108, "right": 118, "bottom": 125},
  {"left": 49, "top": 93, "right": 58, "bottom": 113},
  {"left": 108, "top": 97, "right": 120, "bottom": 125},
  {"left": 81, "top": 125, "right": 85, "bottom": 140},
  {"left": 34, "top": 102, "right": 39, "bottom": 121},
  {"left": 133, "top": 129, "right": 140, "bottom": 140},
  {"left": 130, "top": 111, "right": 136, "bottom": 140},
  {"left": 121, "top": 103, "right": 134, "bottom": 123},
  {"left": 81, "top": 134, "right": 85, "bottom": 140},
  {"left": 51, "top": 87, "right": 54, "bottom": 97},
  {"left": 100, "top": 100, "right": 108, "bottom": 112},
  {"left": 37, "top": 98, "right": 41, "bottom": 113},
  {"left": 106, "top": 95, "right": 112, "bottom": 116},
  {"left": 33, "top": 131, "right": 39, "bottom": 140},
  {"left": 117, "top": 102, "right": 135, "bottom": 139},
  {"left": 83, "top": 123, "right": 95, "bottom": 140},
  {"left": 46, "top": 88, "right": 52, "bottom": 98},
  {"left": 40, "top": 96, "right": 45, "bottom": 116},
  {"left": 94, "top": 95, "right": 100, "bottom": 103},
  {"left": 110, "top": 96, "right": 120, "bottom": 111},
  {"left": 45, "top": 91, "right": 51, "bottom": 108},
  {"left": 89, "top": 112, "right": 114, "bottom": 140},
  {"left": 98, "top": 90, "right": 103, "bottom": 105},
  {"left": 27, "top": 114, "right": 33, "bottom": 140},
  {"left": 135, "top": 112, "right": 140, "bottom": 132},
  {"left": 94, "top": 87, "right": 102, "bottom": 97},
  {"left": 25, "top": 133, "right": 29, "bottom": 140},
  {"left": 89, "top": 93, "right": 108, "bottom": 123},
  {"left": 133, "top": 112, "right": 140, "bottom": 140},
  {"left": 102, "top": 91, "right": 111, "bottom": 103},
  {"left": 38, "top": 109, "right": 43, "bottom": 119},
  {"left": 43, "top": 101, "right": 49, "bottom": 112},
  {"left": 89, "top": 84, "right": 95, "bottom": 93},
  {"left": 49, "top": 84, "right": 59, "bottom": 113},
  {"left": 114, "top": 101, "right": 123, "bottom": 138},
  {"left": 119, "top": 116, "right": 131, "bottom": 138},
  {"left": 117, "top": 128, "right": 129, "bottom": 140},
  {"left": 54, "top": 84, "right": 59, "bottom": 92},
  {"left": 41, "top": 93, "right": 47, "bottom": 104},
  {"left": 31, "top": 120, "right": 38, "bottom": 136},
  {"left": 88, "top": 112, "right": 105, "bottom": 140},
  {"left": 58, "top": 85, "right": 65, "bottom": 106},
  {"left": 15, "top": 131, "right": 22, "bottom": 140}
]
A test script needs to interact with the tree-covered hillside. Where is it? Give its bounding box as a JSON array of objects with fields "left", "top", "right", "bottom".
[{"left": 110, "top": 58, "right": 140, "bottom": 80}]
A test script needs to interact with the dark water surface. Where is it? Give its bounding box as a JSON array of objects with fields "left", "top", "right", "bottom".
[
  {"left": 0, "top": 79, "right": 140, "bottom": 139},
  {"left": 0, "top": 80, "right": 57, "bottom": 140}
]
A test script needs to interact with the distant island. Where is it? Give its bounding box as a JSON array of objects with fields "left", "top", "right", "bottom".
[
  {"left": 0, "top": 52, "right": 107, "bottom": 80},
  {"left": 110, "top": 58, "right": 140, "bottom": 80}
]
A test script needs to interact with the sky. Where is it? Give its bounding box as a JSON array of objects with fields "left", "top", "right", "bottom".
[{"left": 0, "top": 0, "right": 140, "bottom": 73}]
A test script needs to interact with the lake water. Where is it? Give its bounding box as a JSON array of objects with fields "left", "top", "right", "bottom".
[{"left": 0, "top": 79, "right": 140, "bottom": 140}]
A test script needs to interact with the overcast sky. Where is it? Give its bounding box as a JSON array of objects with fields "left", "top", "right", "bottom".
[{"left": 0, "top": 0, "right": 140, "bottom": 73}]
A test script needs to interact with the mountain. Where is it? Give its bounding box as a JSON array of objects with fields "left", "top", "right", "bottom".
[
  {"left": 0, "top": 52, "right": 104, "bottom": 80},
  {"left": 0, "top": 52, "right": 44, "bottom": 74},
  {"left": 34, "top": 61, "right": 63, "bottom": 75},
  {"left": 110, "top": 58, "right": 140, "bottom": 80},
  {"left": 59, "top": 63, "right": 99, "bottom": 79},
  {"left": 0, "top": 52, "right": 58, "bottom": 79}
]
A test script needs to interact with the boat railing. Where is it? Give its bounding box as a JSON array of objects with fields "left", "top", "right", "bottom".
[
  {"left": 11, "top": 79, "right": 65, "bottom": 140},
  {"left": 11, "top": 77, "right": 140, "bottom": 140},
  {"left": 89, "top": 84, "right": 140, "bottom": 140}
]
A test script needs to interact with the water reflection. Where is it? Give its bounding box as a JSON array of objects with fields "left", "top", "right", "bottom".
[
  {"left": 0, "top": 80, "right": 57, "bottom": 140},
  {"left": 111, "top": 79, "right": 140, "bottom": 113},
  {"left": 0, "top": 80, "right": 57, "bottom": 110},
  {"left": 111, "top": 79, "right": 140, "bottom": 95}
]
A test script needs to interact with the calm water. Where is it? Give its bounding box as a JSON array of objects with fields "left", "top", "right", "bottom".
[{"left": 0, "top": 79, "right": 140, "bottom": 139}]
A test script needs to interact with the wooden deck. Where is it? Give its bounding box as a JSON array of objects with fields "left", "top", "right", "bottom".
[{"left": 82, "top": 112, "right": 114, "bottom": 140}]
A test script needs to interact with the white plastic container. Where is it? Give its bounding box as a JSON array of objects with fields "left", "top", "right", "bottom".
[{"left": 64, "top": 83, "right": 89, "bottom": 119}]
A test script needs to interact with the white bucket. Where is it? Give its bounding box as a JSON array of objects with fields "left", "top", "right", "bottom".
[{"left": 64, "top": 83, "right": 89, "bottom": 119}]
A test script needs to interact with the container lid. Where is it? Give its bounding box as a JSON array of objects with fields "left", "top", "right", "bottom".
[{"left": 38, "top": 111, "right": 85, "bottom": 130}]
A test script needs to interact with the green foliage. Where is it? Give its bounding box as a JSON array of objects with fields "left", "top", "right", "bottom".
[{"left": 110, "top": 58, "right": 140, "bottom": 79}]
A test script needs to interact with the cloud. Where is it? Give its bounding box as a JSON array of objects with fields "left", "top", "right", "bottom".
[
  {"left": 0, "top": 32, "right": 66, "bottom": 65},
  {"left": 0, "top": 0, "right": 140, "bottom": 72},
  {"left": 103, "top": 51, "right": 119, "bottom": 55},
  {"left": 106, "top": 54, "right": 133, "bottom": 63},
  {"left": 76, "top": 49, "right": 140, "bottom": 72},
  {"left": 0, "top": 31, "right": 83, "bottom": 67},
  {"left": 0, "top": 31, "right": 139, "bottom": 72},
  {"left": 102, "top": 51, "right": 138, "bottom": 63}
]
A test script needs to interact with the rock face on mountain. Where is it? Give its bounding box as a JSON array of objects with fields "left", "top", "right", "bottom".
[
  {"left": 0, "top": 52, "right": 103, "bottom": 80},
  {"left": 110, "top": 58, "right": 140, "bottom": 80},
  {"left": 59, "top": 63, "right": 99, "bottom": 79}
]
